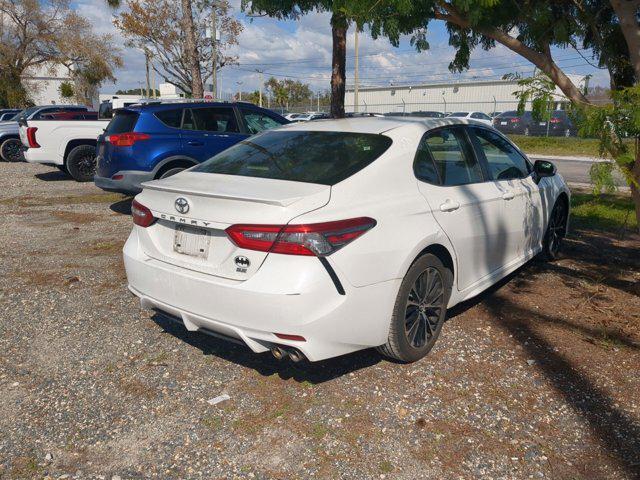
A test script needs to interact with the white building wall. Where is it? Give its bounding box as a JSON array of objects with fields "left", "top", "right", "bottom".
[
  {"left": 22, "top": 64, "right": 74, "bottom": 106},
  {"left": 345, "top": 77, "right": 584, "bottom": 114}
]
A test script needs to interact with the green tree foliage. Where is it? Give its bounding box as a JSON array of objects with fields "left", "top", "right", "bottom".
[
  {"left": 58, "top": 81, "right": 75, "bottom": 99},
  {"left": 264, "top": 77, "right": 312, "bottom": 108}
]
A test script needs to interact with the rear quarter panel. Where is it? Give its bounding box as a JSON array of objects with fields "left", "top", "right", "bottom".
[{"left": 291, "top": 123, "right": 457, "bottom": 291}]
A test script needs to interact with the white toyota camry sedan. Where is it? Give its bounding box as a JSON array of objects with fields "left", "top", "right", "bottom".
[{"left": 123, "top": 117, "right": 570, "bottom": 363}]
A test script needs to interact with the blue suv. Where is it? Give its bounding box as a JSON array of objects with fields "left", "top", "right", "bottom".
[{"left": 94, "top": 101, "right": 288, "bottom": 194}]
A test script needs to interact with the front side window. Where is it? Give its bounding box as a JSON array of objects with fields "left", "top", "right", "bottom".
[
  {"left": 192, "top": 130, "right": 392, "bottom": 185},
  {"left": 185, "top": 107, "right": 238, "bottom": 133},
  {"left": 472, "top": 128, "right": 530, "bottom": 180},
  {"left": 422, "top": 128, "right": 483, "bottom": 186},
  {"left": 240, "top": 109, "right": 285, "bottom": 134}
]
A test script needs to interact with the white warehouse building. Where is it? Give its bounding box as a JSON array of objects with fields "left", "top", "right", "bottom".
[{"left": 345, "top": 76, "right": 586, "bottom": 115}]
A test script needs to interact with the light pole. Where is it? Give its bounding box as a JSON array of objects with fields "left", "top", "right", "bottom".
[
  {"left": 210, "top": 2, "right": 218, "bottom": 99},
  {"left": 236, "top": 81, "right": 243, "bottom": 101},
  {"left": 256, "top": 69, "right": 263, "bottom": 107},
  {"left": 354, "top": 28, "right": 359, "bottom": 113}
]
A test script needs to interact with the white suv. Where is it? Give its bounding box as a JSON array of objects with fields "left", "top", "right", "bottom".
[{"left": 123, "top": 117, "right": 569, "bottom": 363}]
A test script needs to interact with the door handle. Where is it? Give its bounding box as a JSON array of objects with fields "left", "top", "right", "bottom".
[
  {"left": 502, "top": 191, "right": 515, "bottom": 200},
  {"left": 187, "top": 140, "right": 204, "bottom": 146},
  {"left": 439, "top": 200, "right": 460, "bottom": 212}
]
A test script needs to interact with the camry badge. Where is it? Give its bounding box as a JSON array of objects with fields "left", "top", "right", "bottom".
[{"left": 174, "top": 197, "right": 189, "bottom": 214}]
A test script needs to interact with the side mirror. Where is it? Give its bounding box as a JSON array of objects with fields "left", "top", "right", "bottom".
[{"left": 533, "top": 160, "right": 556, "bottom": 178}]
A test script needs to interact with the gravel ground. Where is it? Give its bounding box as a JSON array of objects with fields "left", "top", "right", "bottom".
[{"left": 1, "top": 162, "right": 639, "bottom": 480}]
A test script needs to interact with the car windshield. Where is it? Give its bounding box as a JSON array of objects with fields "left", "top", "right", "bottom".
[
  {"left": 448, "top": 112, "right": 468, "bottom": 117},
  {"left": 192, "top": 130, "right": 393, "bottom": 185}
]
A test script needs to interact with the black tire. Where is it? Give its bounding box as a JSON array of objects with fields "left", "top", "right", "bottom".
[
  {"left": 0, "top": 138, "right": 24, "bottom": 162},
  {"left": 377, "top": 254, "right": 453, "bottom": 363},
  {"left": 66, "top": 145, "right": 97, "bottom": 182},
  {"left": 542, "top": 199, "right": 568, "bottom": 261}
]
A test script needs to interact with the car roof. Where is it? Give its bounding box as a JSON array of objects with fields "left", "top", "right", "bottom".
[
  {"left": 278, "top": 116, "right": 485, "bottom": 134},
  {"left": 122, "top": 101, "right": 263, "bottom": 112}
]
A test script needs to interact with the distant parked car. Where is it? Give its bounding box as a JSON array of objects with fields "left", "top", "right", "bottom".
[
  {"left": 345, "top": 112, "right": 384, "bottom": 118},
  {"left": 493, "top": 111, "right": 535, "bottom": 136},
  {"left": 38, "top": 111, "right": 98, "bottom": 121},
  {"left": 0, "top": 105, "right": 90, "bottom": 162},
  {"left": 489, "top": 111, "right": 503, "bottom": 118},
  {"left": 284, "top": 113, "right": 304, "bottom": 121},
  {"left": 445, "top": 111, "right": 493, "bottom": 126},
  {"left": 0, "top": 109, "right": 21, "bottom": 121},
  {"left": 528, "top": 110, "right": 577, "bottom": 137},
  {"left": 410, "top": 111, "right": 445, "bottom": 118},
  {"left": 94, "top": 101, "right": 288, "bottom": 194},
  {"left": 289, "top": 112, "right": 329, "bottom": 122},
  {"left": 384, "top": 112, "right": 411, "bottom": 117}
]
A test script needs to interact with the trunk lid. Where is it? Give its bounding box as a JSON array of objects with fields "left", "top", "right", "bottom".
[{"left": 134, "top": 171, "right": 330, "bottom": 280}]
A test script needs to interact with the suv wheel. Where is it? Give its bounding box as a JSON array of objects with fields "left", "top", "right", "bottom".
[
  {"left": 377, "top": 254, "right": 452, "bottom": 363},
  {"left": 66, "top": 145, "right": 97, "bottom": 182},
  {"left": 1, "top": 138, "right": 23, "bottom": 162}
]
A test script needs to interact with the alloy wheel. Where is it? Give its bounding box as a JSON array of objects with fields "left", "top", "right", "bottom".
[
  {"left": 404, "top": 267, "right": 444, "bottom": 348},
  {"left": 78, "top": 154, "right": 96, "bottom": 177},
  {"left": 547, "top": 203, "right": 566, "bottom": 256}
]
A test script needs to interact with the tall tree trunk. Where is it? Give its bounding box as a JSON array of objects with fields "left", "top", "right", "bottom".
[
  {"left": 330, "top": 12, "right": 347, "bottom": 119},
  {"left": 181, "top": 0, "right": 203, "bottom": 98},
  {"left": 610, "top": 0, "right": 640, "bottom": 82},
  {"left": 631, "top": 144, "right": 640, "bottom": 232}
]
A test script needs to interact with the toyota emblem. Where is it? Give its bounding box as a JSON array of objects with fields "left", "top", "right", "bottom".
[{"left": 174, "top": 197, "right": 189, "bottom": 214}]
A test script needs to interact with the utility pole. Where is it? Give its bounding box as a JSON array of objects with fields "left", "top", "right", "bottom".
[
  {"left": 317, "top": 91, "right": 320, "bottom": 111},
  {"left": 354, "top": 28, "right": 359, "bottom": 113},
  {"left": 144, "top": 49, "right": 151, "bottom": 98},
  {"left": 150, "top": 56, "right": 157, "bottom": 98},
  {"left": 256, "top": 69, "right": 263, "bottom": 107},
  {"left": 211, "top": 2, "right": 217, "bottom": 99}
]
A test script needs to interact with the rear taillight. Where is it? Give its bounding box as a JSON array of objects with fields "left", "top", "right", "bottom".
[
  {"left": 510, "top": 118, "right": 520, "bottom": 123},
  {"left": 550, "top": 118, "right": 561, "bottom": 123},
  {"left": 226, "top": 217, "right": 376, "bottom": 256},
  {"left": 131, "top": 199, "right": 155, "bottom": 227},
  {"left": 108, "top": 132, "right": 150, "bottom": 147},
  {"left": 26, "top": 127, "right": 39, "bottom": 148}
]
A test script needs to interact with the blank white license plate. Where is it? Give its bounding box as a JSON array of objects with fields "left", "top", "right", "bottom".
[
  {"left": 500, "top": 121, "right": 507, "bottom": 125},
  {"left": 174, "top": 225, "right": 210, "bottom": 259},
  {"left": 539, "top": 122, "right": 546, "bottom": 126}
]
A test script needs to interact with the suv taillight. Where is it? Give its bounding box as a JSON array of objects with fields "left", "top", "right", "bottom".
[
  {"left": 550, "top": 118, "right": 561, "bottom": 123},
  {"left": 226, "top": 217, "right": 376, "bottom": 256},
  {"left": 26, "top": 127, "right": 39, "bottom": 148},
  {"left": 108, "top": 132, "right": 150, "bottom": 147},
  {"left": 131, "top": 199, "right": 155, "bottom": 227}
]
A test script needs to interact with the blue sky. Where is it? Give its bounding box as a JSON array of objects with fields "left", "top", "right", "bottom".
[{"left": 75, "top": 0, "right": 610, "bottom": 96}]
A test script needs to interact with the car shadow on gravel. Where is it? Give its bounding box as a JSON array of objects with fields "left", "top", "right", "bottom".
[
  {"left": 449, "top": 262, "right": 640, "bottom": 478},
  {"left": 151, "top": 313, "right": 383, "bottom": 384},
  {"left": 34, "top": 170, "right": 71, "bottom": 182},
  {"left": 110, "top": 197, "right": 133, "bottom": 215}
]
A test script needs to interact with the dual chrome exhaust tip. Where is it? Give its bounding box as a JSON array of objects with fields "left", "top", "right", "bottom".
[{"left": 271, "top": 345, "right": 306, "bottom": 363}]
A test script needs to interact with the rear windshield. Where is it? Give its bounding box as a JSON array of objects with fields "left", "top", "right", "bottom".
[
  {"left": 192, "top": 130, "right": 393, "bottom": 185},
  {"left": 448, "top": 112, "right": 468, "bottom": 117},
  {"left": 105, "top": 110, "right": 139, "bottom": 134}
]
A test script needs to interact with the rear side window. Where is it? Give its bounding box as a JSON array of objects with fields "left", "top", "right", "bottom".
[
  {"left": 155, "top": 108, "right": 183, "bottom": 128},
  {"left": 240, "top": 108, "right": 285, "bottom": 134},
  {"left": 192, "top": 130, "right": 393, "bottom": 185},
  {"left": 184, "top": 107, "right": 238, "bottom": 133},
  {"left": 105, "top": 110, "right": 139, "bottom": 134},
  {"left": 422, "top": 128, "right": 483, "bottom": 186}
]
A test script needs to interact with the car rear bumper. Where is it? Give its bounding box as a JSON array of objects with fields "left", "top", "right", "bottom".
[
  {"left": 94, "top": 170, "right": 154, "bottom": 195},
  {"left": 123, "top": 228, "right": 399, "bottom": 361}
]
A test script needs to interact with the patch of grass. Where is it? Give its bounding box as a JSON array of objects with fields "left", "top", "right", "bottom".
[
  {"left": 311, "top": 423, "right": 329, "bottom": 439},
  {"left": 508, "top": 135, "right": 634, "bottom": 158},
  {"left": 379, "top": 460, "right": 394, "bottom": 474},
  {"left": 571, "top": 192, "right": 637, "bottom": 232},
  {"left": 202, "top": 414, "right": 223, "bottom": 430}
]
